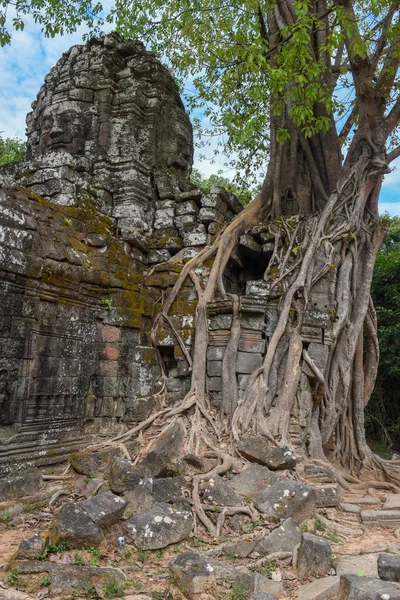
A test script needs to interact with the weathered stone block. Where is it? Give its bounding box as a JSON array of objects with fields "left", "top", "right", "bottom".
[
  {"left": 201, "top": 194, "right": 227, "bottom": 214},
  {"left": 361, "top": 509, "right": 400, "bottom": 527},
  {"left": 237, "top": 438, "right": 296, "bottom": 470},
  {"left": 208, "top": 314, "right": 233, "bottom": 330},
  {"left": 337, "top": 574, "right": 400, "bottom": 600},
  {"left": 182, "top": 230, "right": 207, "bottom": 247},
  {"left": 124, "top": 501, "right": 193, "bottom": 549},
  {"left": 335, "top": 553, "right": 379, "bottom": 578},
  {"left": 236, "top": 352, "right": 262, "bottom": 374},
  {"left": 314, "top": 484, "right": 341, "bottom": 507},
  {"left": 238, "top": 374, "right": 250, "bottom": 390},
  {"left": 383, "top": 494, "right": 400, "bottom": 510},
  {"left": 49, "top": 503, "right": 104, "bottom": 547},
  {"left": 203, "top": 475, "right": 243, "bottom": 506},
  {"left": 255, "top": 517, "right": 302, "bottom": 556},
  {"left": 207, "top": 361, "right": 222, "bottom": 377},
  {"left": 170, "top": 552, "right": 217, "bottom": 600},
  {"left": 17, "top": 533, "right": 48, "bottom": 559},
  {"left": 378, "top": 553, "right": 400, "bottom": 582},
  {"left": 297, "top": 533, "right": 331, "bottom": 581},
  {"left": 71, "top": 448, "right": 121, "bottom": 477},
  {"left": 234, "top": 573, "right": 283, "bottom": 599},
  {"left": 107, "top": 457, "right": 141, "bottom": 493},
  {"left": 175, "top": 214, "right": 197, "bottom": 229},
  {"left": 230, "top": 464, "right": 278, "bottom": 497},
  {"left": 147, "top": 249, "right": 171, "bottom": 264},
  {"left": 238, "top": 337, "right": 266, "bottom": 353},
  {"left": 167, "top": 376, "right": 190, "bottom": 392},
  {"left": 207, "top": 346, "right": 226, "bottom": 360},
  {"left": 79, "top": 491, "right": 127, "bottom": 527},
  {"left": 254, "top": 479, "right": 316, "bottom": 523},
  {"left": 223, "top": 540, "right": 256, "bottom": 558},
  {"left": 176, "top": 201, "right": 199, "bottom": 216},
  {"left": 208, "top": 377, "right": 222, "bottom": 392},
  {"left": 0, "top": 469, "right": 43, "bottom": 501},
  {"left": 240, "top": 314, "right": 266, "bottom": 331},
  {"left": 297, "top": 576, "right": 340, "bottom": 600},
  {"left": 199, "top": 207, "right": 225, "bottom": 224}
]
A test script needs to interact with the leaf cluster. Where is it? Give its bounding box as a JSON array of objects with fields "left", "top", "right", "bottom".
[{"left": 0, "top": 133, "right": 25, "bottom": 166}]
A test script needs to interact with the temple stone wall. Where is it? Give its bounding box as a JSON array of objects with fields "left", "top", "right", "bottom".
[{"left": 0, "top": 33, "right": 336, "bottom": 472}]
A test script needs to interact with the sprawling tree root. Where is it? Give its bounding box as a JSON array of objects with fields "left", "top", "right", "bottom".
[
  {"left": 136, "top": 152, "right": 399, "bottom": 489},
  {"left": 85, "top": 151, "right": 400, "bottom": 537}
]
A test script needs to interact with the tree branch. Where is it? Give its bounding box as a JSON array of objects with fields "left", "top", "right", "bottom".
[
  {"left": 387, "top": 145, "right": 400, "bottom": 163},
  {"left": 385, "top": 96, "right": 400, "bottom": 136},
  {"left": 339, "top": 102, "right": 358, "bottom": 144},
  {"left": 370, "top": 2, "right": 400, "bottom": 73}
]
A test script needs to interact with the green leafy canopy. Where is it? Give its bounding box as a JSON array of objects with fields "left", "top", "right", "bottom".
[
  {"left": 1, "top": 0, "right": 399, "bottom": 184},
  {"left": 0, "top": 134, "right": 25, "bottom": 166}
]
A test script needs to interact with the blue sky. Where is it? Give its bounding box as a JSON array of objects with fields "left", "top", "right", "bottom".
[{"left": 0, "top": 18, "right": 399, "bottom": 215}]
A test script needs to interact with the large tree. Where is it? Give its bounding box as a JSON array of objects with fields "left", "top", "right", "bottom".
[{"left": 2, "top": 0, "right": 400, "bottom": 491}]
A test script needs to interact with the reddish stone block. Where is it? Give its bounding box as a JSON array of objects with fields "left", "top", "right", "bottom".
[{"left": 101, "top": 325, "right": 120, "bottom": 343}]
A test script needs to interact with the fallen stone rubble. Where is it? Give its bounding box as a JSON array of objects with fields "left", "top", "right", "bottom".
[{"left": 1, "top": 443, "right": 400, "bottom": 600}]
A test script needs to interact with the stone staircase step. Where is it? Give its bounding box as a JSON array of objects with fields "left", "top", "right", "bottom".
[
  {"left": 361, "top": 509, "right": 400, "bottom": 527},
  {"left": 383, "top": 494, "right": 400, "bottom": 511}
]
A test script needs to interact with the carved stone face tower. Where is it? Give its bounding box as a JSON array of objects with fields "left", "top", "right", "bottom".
[{"left": 22, "top": 33, "right": 193, "bottom": 232}]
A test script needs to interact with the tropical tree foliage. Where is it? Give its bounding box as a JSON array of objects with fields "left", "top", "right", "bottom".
[
  {"left": 190, "top": 168, "right": 256, "bottom": 206},
  {"left": 368, "top": 216, "right": 400, "bottom": 448},
  {"left": 0, "top": 134, "right": 25, "bottom": 166}
]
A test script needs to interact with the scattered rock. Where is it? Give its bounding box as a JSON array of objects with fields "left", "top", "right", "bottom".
[
  {"left": 124, "top": 501, "right": 193, "bottom": 549},
  {"left": 16, "top": 532, "right": 47, "bottom": 559},
  {"left": 378, "top": 553, "right": 400, "bottom": 582},
  {"left": 234, "top": 573, "right": 283, "bottom": 599},
  {"left": 85, "top": 477, "right": 110, "bottom": 498},
  {"left": 230, "top": 464, "right": 278, "bottom": 497},
  {"left": 203, "top": 475, "right": 243, "bottom": 507},
  {"left": 170, "top": 552, "right": 217, "bottom": 600},
  {"left": 124, "top": 478, "right": 154, "bottom": 513},
  {"left": 14, "top": 560, "right": 125, "bottom": 596},
  {"left": 50, "top": 564, "right": 125, "bottom": 595},
  {"left": 134, "top": 452, "right": 173, "bottom": 479},
  {"left": 297, "top": 533, "right": 331, "bottom": 581},
  {"left": 255, "top": 517, "right": 302, "bottom": 556},
  {"left": 254, "top": 479, "right": 316, "bottom": 523},
  {"left": 153, "top": 476, "right": 189, "bottom": 504},
  {"left": 314, "top": 484, "right": 341, "bottom": 508},
  {"left": 223, "top": 540, "right": 256, "bottom": 559},
  {"left": 79, "top": 491, "right": 127, "bottom": 527},
  {"left": 0, "top": 469, "right": 43, "bottom": 501},
  {"left": 237, "top": 438, "right": 296, "bottom": 470},
  {"left": 181, "top": 454, "right": 208, "bottom": 475},
  {"left": 297, "top": 576, "right": 340, "bottom": 600},
  {"left": 107, "top": 457, "right": 141, "bottom": 493},
  {"left": 70, "top": 448, "right": 121, "bottom": 477},
  {"left": 337, "top": 573, "right": 400, "bottom": 600},
  {"left": 207, "top": 559, "right": 249, "bottom": 584},
  {"left": 148, "top": 422, "right": 185, "bottom": 462},
  {"left": 335, "top": 553, "right": 380, "bottom": 578},
  {"left": 49, "top": 503, "right": 104, "bottom": 547},
  {"left": 230, "top": 513, "right": 252, "bottom": 532}
]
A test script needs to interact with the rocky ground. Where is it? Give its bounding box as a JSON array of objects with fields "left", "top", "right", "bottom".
[{"left": 1, "top": 428, "right": 400, "bottom": 600}]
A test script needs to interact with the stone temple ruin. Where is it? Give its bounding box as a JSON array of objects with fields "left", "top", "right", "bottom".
[{"left": 0, "top": 32, "right": 334, "bottom": 474}]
